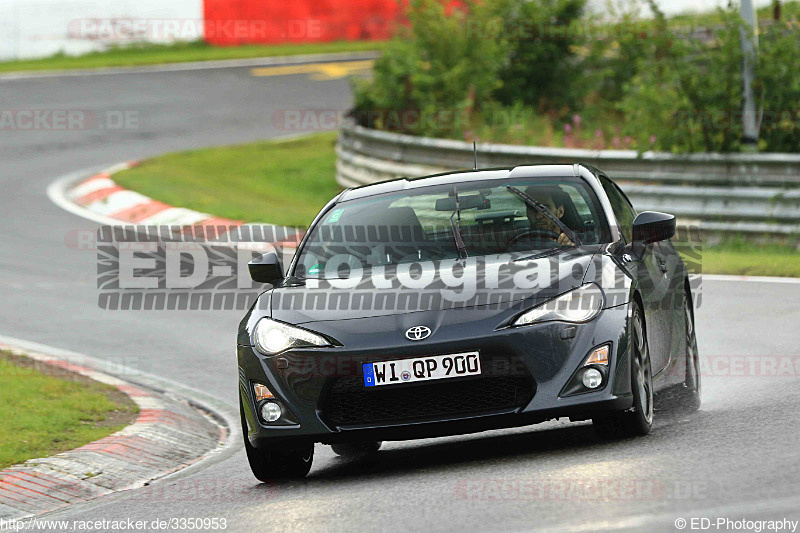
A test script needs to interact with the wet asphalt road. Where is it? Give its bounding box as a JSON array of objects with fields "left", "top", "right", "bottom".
[{"left": 0, "top": 60, "right": 799, "bottom": 532}]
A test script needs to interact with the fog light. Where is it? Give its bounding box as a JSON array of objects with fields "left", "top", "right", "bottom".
[
  {"left": 582, "top": 367, "right": 603, "bottom": 389},
  {"left": 260, "top": 401, "right": 282, "bottom": 423}
]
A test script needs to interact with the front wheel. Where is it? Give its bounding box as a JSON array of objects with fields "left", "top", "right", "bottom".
[
  {"left": 674, "top": 290, "right": 701, "bottom": 411},
  {"left": 593, "top": 303, "right": 653, "bottom": 439},
  {"left": 241, "top": 402, "right": 313, "bottom": 481}
]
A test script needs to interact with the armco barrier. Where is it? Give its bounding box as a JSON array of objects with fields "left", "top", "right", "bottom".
[{"left": 336, "top": 123, "right": 800, "bottom": 239}]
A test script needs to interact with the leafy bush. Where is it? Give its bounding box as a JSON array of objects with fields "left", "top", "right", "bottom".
[
  {"left": 618, "top": 6, "right": 800, "bottom": 153},
  {"left": 353, "top": 0, "right": 800, "bottom": 153},
  {"left": 351, "top": 0, "right": 508, "bottom": 137},
  {"left": 469, "top": 101, "right": 557, "bottom": 145},
  {"left": 582, "top": 0, "right": 681, "bottom": 105},
  {"left": 618, "top": 8, "right": 747, "bottom": 152},
  {"left": 756, "top": 19, "right": 800, "bottom": 152},
  {"left": 492, "top": 0, "right": 586, "bottom": 110}
]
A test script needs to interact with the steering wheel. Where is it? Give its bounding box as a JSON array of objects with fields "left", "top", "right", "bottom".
[{"left": 505, "top": 228, "right": 561, "bottom": 250}]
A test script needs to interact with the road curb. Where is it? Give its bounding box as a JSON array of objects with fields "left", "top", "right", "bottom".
[
  {"left": 0, "top": 341, "right": 228, "bottom": 520},
  {"left": 49, "top": 161, "right": 304, "bottom": 249},
  {"left": 63, "top": 160, "right": 244, "bottom": 230}
]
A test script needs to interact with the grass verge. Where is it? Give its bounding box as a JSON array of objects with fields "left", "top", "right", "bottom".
[
  {"left": 0, "top": 40, "right": 383, "bottom": 74},
  {"left": 681, "top": 241, "right": 800, "bottom": 278},
  {"left": 112, "top": 133, "right": 799, "bottom": 276},
  {"left": 0, "top": 351, "right": 138, "bottom": 470},
  {"left": 113, "top": 133, "right": 342, "bottom": 227}
]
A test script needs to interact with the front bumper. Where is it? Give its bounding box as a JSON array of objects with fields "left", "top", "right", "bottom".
[{"left": 238, "top": 304, "right": 632, "bottom": 447}]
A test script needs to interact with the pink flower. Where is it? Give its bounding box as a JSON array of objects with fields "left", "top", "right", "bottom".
[
  {"left": 595, "top": 129, "right": 603, "bottom": 138},
  {"left": 612, "top": 136, "right": 622, "bottom": 148},
  {"left": 564, "top": 124, "right": 572, "bottom": 133},
  {"left": 649, "top": 135, "right": 657, "bottom": 144},
  {"left": 572, "top": 114, "right": 582, "bottom": 126}
]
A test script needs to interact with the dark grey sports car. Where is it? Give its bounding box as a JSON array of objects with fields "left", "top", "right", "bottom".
[{"left": 237, "top": 163, "right": 701, "bottom": 480}]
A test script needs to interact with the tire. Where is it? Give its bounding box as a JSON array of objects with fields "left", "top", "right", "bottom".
[
  {"left": 593, "top": 303, "right": 654, "bottom": 439},
  {"left": 240, "top": 402, "right": 313, "bottom": 481},
  {"left": 673, "top": 289, "right": 701, "bottom": 411},
  {"left": 330, "top": 441, "right": 383, "bottom": 457}
]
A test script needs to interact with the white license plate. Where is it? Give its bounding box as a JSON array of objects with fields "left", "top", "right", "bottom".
[{"left": 363, "top": 352, "right": 481, "bottom": 387}]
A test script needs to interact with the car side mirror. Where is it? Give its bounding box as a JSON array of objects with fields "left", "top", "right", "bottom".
[
  {"left": 248, "top": 252, "right": 284, "bottom": 284},
  {"left": 630, "top": 211, "right": 676, "bottom": 257}
]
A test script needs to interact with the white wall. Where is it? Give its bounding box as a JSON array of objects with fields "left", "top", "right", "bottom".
[
  {"left": 0, "top": 0, "right": 202, "bottom": 60},
  {"left": 586, "top": 0, "right": 774, "bottom": 18}
]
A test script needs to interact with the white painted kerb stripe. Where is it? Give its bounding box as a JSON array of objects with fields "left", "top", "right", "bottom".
[
  {"left": 69, "top": 177, "right": 116, "bottom": 199},
  {"left": 85, "top": 190, "right": 151, "bottom": 215}
]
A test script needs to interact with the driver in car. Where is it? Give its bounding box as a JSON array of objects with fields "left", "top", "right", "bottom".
[{"left": 524, "top": 185, "right": 574, "bottom": 246}]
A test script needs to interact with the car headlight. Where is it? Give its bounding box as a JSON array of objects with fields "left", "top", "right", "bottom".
[
  {"left": 512, "top": 283, "right": 604, "bottom": 326},
  {"left": 254, "top": 318, "right": 331, "bottom": 355}
]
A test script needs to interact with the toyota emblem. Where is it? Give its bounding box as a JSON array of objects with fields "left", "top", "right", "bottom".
[{"left": 405, "top": 326, "right": 431, "bottom": 341}]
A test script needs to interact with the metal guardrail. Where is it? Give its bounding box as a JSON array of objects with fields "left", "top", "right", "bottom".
[{"left": 336, "top": 123, "right": 800, "bottom": 237}]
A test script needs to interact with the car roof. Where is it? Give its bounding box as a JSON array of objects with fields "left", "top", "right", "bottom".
[{"left": 338, "top": 164, "right": 599, "bottom": 202}]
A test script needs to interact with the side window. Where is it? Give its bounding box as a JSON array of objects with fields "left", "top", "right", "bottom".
[{"left": 600, "top": 176, "right": 636, "bottom": 243}]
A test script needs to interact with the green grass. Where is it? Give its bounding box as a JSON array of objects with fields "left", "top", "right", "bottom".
[
  {"left": 0, "top": 40, "right": 383, "bottom": 74},
  {"left": 680, "top": 241, "right": 800, "bottom": 278},
  {"left": 113, "top": 133, "right": 343, "bottom": 227},
  {"left": 0, "top": 352, "right": 138, "bottom": 469}
]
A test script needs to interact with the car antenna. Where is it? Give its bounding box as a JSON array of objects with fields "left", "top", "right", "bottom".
[{"left": 473, "top": 140, "right": 478, "bottom": 170}]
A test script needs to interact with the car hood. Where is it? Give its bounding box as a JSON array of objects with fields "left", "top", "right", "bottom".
[{"left": 270, "top": 248, "right": 597, "bottom": 325}]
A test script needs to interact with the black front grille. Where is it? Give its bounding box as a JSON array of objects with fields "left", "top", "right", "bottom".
[{"left": 320, "top": 356, "right": 535, "bottom": 427}]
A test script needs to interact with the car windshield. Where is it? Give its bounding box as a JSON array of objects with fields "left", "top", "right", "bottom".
[{"left": 294, "top": 177, "right": 610, "bottom": 278}]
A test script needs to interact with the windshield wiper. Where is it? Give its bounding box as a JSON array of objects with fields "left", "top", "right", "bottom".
[
  {"left": 449, "top": 187, "right": 468, "bottom": 259},
  {"left": 513, "top": 246, "right": 570, "bottom": 262},
  {"left": 506, "top": 186, "right": 582, "bottom": 246}
]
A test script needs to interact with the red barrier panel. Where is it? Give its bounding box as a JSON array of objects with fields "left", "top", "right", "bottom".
[{"left": 203, "top": 0, "right": 406, "bottom": 45}]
